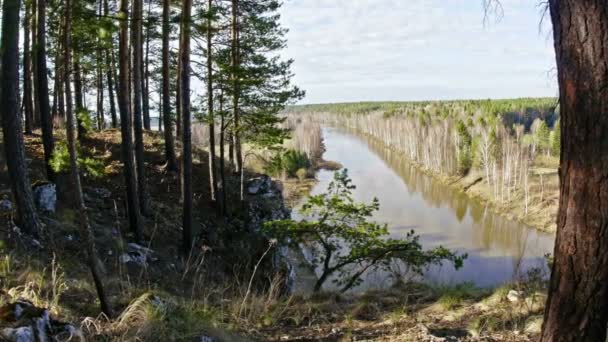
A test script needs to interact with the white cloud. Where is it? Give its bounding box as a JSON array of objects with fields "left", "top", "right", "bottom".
[{"left": 279, "top": 0, "right": 557, "bottom": 103}]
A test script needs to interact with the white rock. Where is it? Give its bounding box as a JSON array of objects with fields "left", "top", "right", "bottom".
[
  {"left": 507, "top": 290, "right": 521, "bottom": 302},
  {"left": 1, "top": 326, "right": 34, "bottom": 342},
  {"left": 33, "top": 184, "right": 56, "bottom": 213}
]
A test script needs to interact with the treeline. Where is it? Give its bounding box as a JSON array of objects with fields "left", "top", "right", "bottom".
[
  {"left": 286, "top": 98, "right": 560, "bottom": 212},
  {"left": 1, "top": 0, "right": 301, "bottom": 314}
]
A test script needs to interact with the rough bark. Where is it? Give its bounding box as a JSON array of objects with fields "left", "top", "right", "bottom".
[
  {"left": 541, "top": 1, "right": 608, "bottom": 341},
  {"left": 104, "top": 0, "right": 118, "bottom": 128},
  {"left": 231, "top": 0, "right": 242, "bottom": 176},
  {"left": 162, "top": 0, "right": 178, "bottom": 171},
  {"left": 22, "top": 0, "right": 34, "bottom": 134},
  {"left": 142, "top": 0, "right": 152, "bottom": 130},
  {"left": 73, "top": 58, "right": 86, "bottom": 139},
  {"left": 63, "top": 0, "right": 112, "bottom": 316},
  {"left": 180, "top": 0, "right": 193, "bottom": 254},
  {"left": 1, "top": 0, "right": 41, "bottom": 235},
  {"left": 35, "top": 0, "right": 55, "bottom": 181},
  {"left": 131, "top": 0, "right": 151, "bottom": 215},
  {"left": 118, "top": 0, "right": 144, "bottom": 243},
  {"left": 207, "top": 0, "right": 219, "bottom": 209}
]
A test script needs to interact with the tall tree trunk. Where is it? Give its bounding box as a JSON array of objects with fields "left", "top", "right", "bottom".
[
  {"left": 180, "top": 0, "right": 193, "bottom": 254},
  {"left": 162, "top": 0, "right": 178, "bottom": 171},
  {"left": 96, "top": 0, "right": 105, "bottom": 130},
  {"left": 206, "top": 0, "right": 219, "bottom": 209},
  {"left": 1, "top": 0, "right": 41, "bottom": 235},
  {"left": 31, "top": 0, "right": 40, "bottom": 128},
  {"left": 541, "top": 1, "right": 608, "bottom": 341},
  {"left": 104, "top": 0, "right": 118, "bottom": 129},
  {"left": 176, "top": 28, "right": 182, "bottom": 140},
  {"left": 219, "top": 89, "right": 227, "bottom": 214},
  {"left": 118, "top": 0, "right": 144, "bottom": 243},
  {"left": 73, "top": 57, "right": 86, "bottom": 139},
  {"left": 22, "top": 0, "right": 34, "bottom": 134},
  {"left": 63, "top": 0, "right": 112, "bottom": 316},
  {"left": 35, "top": 0, "right": 55, "bottom": 181},
  {"left": 142, "top": 0, "right": 151, "bottom": 130},
  {"left": 131, "top": 0, "right": 151, "bottom": 215},
  {"left": 231, "top": 0, "right": 242, "bottom": 177}
]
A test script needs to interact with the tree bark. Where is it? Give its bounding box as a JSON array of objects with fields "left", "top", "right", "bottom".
[
  {"left": 131, "top": 0, "right": 151, "bottom": 215},
  {"left": 219, "top": 90, "right": 227, "bottom": 214},
  {"left": 231, "top": 0, "right": 242, "bottom": 177},
  {"left": 118, "top": 0, "right": 144, "bottom": 243},
  {"left": 22, "top": 0, "right": 34, "bottom": 134},
  {"left": 73, "top": 57, "right": 86, "bottom": 139},
  {"left": 206, "top": 0, "right": 220, "bottom": 211},
  {"left": 35, "top": 0, "right": 55, "bottom": 181},
  {"left": 180, "top": 0, "right": 193, "bottom": 254},
  {"left": 1, "top": 0, "right": 41, "bottom": 235},
  {"left": 541, "top": 1, "right": 608, "bottom": 341},
  {"left": 162, "top": 0, "right": 178, "bottom": 171},
  {"left": 142, "top": 0, "right": 152, "bottom": 130},
  {"left": 63, "top": 0, "right": 112, "bottom": 316},
  {"left": 104, "top": 0, "right": 118, "bottom": 129}
]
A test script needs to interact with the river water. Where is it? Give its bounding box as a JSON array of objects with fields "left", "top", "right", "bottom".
[{"left": 296, "top": 127, "right": 555, "bottom": 291}]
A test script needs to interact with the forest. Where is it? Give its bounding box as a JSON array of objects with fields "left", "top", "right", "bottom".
[{"left": 1, "top": 0, "right": 608, "bottom": 341}]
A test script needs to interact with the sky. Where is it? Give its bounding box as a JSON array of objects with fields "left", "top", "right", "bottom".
[{"left": 279, "top": 0, "right": 558, "bottom": 104}]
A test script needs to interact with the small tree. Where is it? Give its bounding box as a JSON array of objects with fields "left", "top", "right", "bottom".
[
  {"left": 536, "top": 121, "right": 551, "bottom": 155},
  {"left": 551, "top": 120, "right": 560, "bottom": 157},
  {"left": 264, "top": 170, "right": 466, "bottom": 293}
]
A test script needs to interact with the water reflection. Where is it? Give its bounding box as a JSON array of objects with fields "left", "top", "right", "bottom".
[{"left": 299, "top": 127, "right": 555, "bottom": 290}]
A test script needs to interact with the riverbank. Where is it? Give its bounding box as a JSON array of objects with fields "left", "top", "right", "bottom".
[{"left": 345, "top": 128, "right": 559, "bottom": 234}]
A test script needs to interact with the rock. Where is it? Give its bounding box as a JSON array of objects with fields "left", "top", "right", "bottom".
[
  {"left": 0, "top": 199, "right": 13, "bottom": 212},
  {"left": 119, "top": 243, "right": 158, "bottom": 267},
  {"left": 198, "top": 335, "right": 218, "bottom": 342},
  {"left": 33, "top": 183, "right": 56, "bottom": 213},
  {"left": 247, "top": 176, "right": 272, "bottom": 195},
  {"left": 0, "top": 301, "right": 83, "bottom": 342},
  {"left": 507, "top": 290, "right": 521, "bottom": 302},
  {"left": 525, "top": 315, "right": 543, "bottom": 334}
]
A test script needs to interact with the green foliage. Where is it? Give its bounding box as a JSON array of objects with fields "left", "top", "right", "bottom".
[
  {"left": 456, "top": 120, "right": 473, "bottom": 175},
  {"left": 436, "top": 282, "right": 479, "bottom": 310},
  {"left": 50, "top": 141, "right": 105, "bottom": 178},
  {"left": 551, "top": 120, "right": 561, "bottom": 156},
  {"left": 296, "top": 168, "right": 308, "bottom": 181},
  {"left": 264, "top": 170, "right": 466, "bottom": 293},
  {"left": 536, "top": 121, "right": 551, "bottom": 153},
  {"left": 265, "top": 149, "right": 311, "bottom": 178},
  {"left": 76, "top": 109, "right": 93, "bottom": 134}
]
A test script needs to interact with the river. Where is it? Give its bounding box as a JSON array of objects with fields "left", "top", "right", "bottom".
[{"left": 296, "top": 127, "right": 555, "bottom": 291}]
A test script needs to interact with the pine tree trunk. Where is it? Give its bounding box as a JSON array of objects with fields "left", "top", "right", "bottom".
[
  {"left": 63, "top": 0, "right": 112, "bottom": 316},
  {"left": 22, "top": 0, "right": 34, "bottom": 134},
  {"left": 104, "top": 0, "right": 118, "bottom": 129},
  {"left": 180, "top": 0, "right": 193, "bottom": 254},
  {"left": 162, "top": 0, "right": 178, "bottom": 171},
  {"left": 73, "top": 58, "right": 86, "bottom": 139},
  {"left": 131, "top": 0, "right": 151, "bottom": 215},
  {"left": 31, "top": 0, "right": 40, "bottom": 128},
  {"left": 1, "top": 0, "right": 41, "bottom": 235},
  {"left": 142, "top": 0, "right": 152, "bottom": 131},
  {"left": 219, "top": 90, "right": 227, "bottom": 214},
  {"left": 35, "top": 0, "right": 55, "bottom": 181},
  {"left": 206, "top": 0, "right": 219, "bottom": 208},
  {"left": 541, "top": 1, "right": 608, "bottom": 341},
  {"left": 118, "top": 0, "right": 144, "bottom": 243},
  {"left": 231, "top": 0, "right": 242, "bottom": 177}
]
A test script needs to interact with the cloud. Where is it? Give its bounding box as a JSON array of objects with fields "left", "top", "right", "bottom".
[{"left": 279, "top": 0, "right": 557, "bottom": 103}]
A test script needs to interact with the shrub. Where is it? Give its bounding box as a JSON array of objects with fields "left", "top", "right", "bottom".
[
  {"left": 296, "top": 168, "right": 307, "bottom": 181},
  {"left": 50, "top": 141, "right": 105, "bottom": 178},
  {"left": 265, "top": 149, "right": 311, "bottom": 178}
]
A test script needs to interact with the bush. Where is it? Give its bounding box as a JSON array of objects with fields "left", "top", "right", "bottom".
[
  {"left": 50, "top": 141, "right": 105, "bottom": 178},
  {"left": 296, "top": 168, "right": 308, "bottom": 181},
  {"left": 265, "top": 149, "right": 311, "bottom": 178}
]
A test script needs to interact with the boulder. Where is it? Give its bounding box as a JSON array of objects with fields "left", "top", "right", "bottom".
[
  {"left": 0, "top": 301, "right": 83, "bottom": 342},
  {"left": 0, "top": 199, "right": 12, "bottom": 212},
  {"left": 33, "top": 183, "right": 56, "bottom": 213},
  {"left": 119, "top": 243, "right": 158, "bottom": 267},
  {"left": 507, "top": 290, "right": 521, "bottom": 302},
  {"left": 247, "top": 176, "right": 272, "bottom": 195}
]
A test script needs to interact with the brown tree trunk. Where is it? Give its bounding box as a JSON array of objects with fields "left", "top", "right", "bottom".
[
  {"left": 35, "top": 0, "right": 55, "bottom": 181},
  {"left": 96, "top": 0, "right": 105, "bottom": 130},
  {"left": 180, "top": 0, "right": 193, "bottom": 254},
  {"left": 63, "top": 0, "right": 112, "bottom": 316},
  {"left": 73, "top": 58, "right": 86, "bottom": 139},
  {"left": 22, "top": 0, "right": 34, "bottom": 134},
  {"left": 104, "top": 0, "right": 118, "bottom": 129},
  {"left": 1, "top": 0, "right": 41, "bottom": 235},
  {"left": 219, "top": 89, "right": 227, "bottom": 214},
  {"left": 541, "top": 1, "right": 608, "bottom": 341},
  {"left": 131, "top": 0, "right": 151, "bottom": 215},
  {"left": 162, "top": 0, "right": 178, "bottom": 171},
  {"left": 31, "top": 0, "right": 40, "bottom": 128},
  {"left": 231, "top": 0, "right": 242, "bottom": 177},
  {"left": 206, "top": 0, "right": 219, "bottom": 209},
  {"left": 118, "top": 0, "right": 144, "bottom": 243},
  {"left": 142, "top": 0, "right": 152, "bottom": 131}
]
